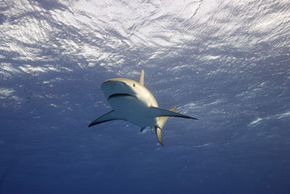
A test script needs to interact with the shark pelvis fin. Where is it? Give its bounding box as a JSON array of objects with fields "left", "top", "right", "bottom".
[
  {"left": 149, "top": 107, "right": 198, "bottom": 120},
  {"left": 88, "top": 110, "right": 121, "bottom": 127}
]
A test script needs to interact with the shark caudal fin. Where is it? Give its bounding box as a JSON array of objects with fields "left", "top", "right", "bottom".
[
  {"left": 149, "top": 107, "right": 198, "bottom": 120},
  {"left": 88, "top": 110, "right": 121, "bottom": 127},
  {"left": 154, "top": 107, "right": 176, "bottom": 145},
  {"left": 139, "top": 69, "right": 144, "bottom": 85},
  {"left": 155, "top": 126, "right": 163, "bottom": 146}
]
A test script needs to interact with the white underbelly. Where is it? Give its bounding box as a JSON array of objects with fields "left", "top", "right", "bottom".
[{"left": 108, "top": 96, "right": 155, "bottom": 127}]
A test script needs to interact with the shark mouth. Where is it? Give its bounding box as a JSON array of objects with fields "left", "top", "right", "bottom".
[{"left": 108, "top": 93, "right": 136, "bottom": 100}]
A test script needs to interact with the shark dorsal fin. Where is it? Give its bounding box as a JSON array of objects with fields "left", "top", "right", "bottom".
[{"left": 139, "top": 69, "right": 144, "bottom": 85}]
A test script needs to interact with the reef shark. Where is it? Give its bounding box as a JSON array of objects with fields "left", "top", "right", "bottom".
[{"left": 88, "top": 70, "right": 198, "bottom": 145}]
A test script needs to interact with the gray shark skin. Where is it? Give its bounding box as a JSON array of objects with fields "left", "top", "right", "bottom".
[{"left": 88, "top": 70, "right": 198, "bottom": 145}]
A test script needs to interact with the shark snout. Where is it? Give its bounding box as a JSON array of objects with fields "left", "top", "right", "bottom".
[
  {"left": 101, "top": 79, "right": 132, "bottom": 98},
  {"left": 101, "top": 80, "right": 127, "bottom": 90}
]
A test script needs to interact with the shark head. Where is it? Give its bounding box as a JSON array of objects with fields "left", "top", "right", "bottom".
[
  {"left": 101, "top": 76, "right": 159, "bottom": 112},
  {"left": 101, "top": 78, "right": 140, "bottom": 100}
]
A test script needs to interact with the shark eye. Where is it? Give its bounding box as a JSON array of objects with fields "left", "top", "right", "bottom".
[{"left": 133, "top": 83, "right": 136, "bottom": 87}]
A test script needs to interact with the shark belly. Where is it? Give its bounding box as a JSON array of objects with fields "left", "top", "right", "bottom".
[{"left": 108, "top": 95, "right": 155, "bottom": 127}]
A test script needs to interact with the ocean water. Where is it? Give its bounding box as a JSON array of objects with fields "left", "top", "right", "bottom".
[{"left": 1, "top": 0, "right": 290, "bottom": 193}]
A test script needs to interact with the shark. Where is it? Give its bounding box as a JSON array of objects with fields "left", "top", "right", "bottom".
[{"left": 88, "top": 70, "right": 198, "bottom": 145}]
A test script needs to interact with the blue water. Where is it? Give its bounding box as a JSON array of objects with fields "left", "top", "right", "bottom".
[{"left": 1, "top": 0, "right": 290, "bottom": 193}]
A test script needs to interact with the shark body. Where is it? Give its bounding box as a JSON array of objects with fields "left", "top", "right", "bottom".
[{"left": 88, "top": 70, "right": 197, "bottom": 145}]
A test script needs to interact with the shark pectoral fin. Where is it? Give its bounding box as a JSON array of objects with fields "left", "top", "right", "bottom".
[
  {"left": 149, "top": 107, "right": 198, "bottom": 120},
  {"left": 88, "top": 110, "right": 120, "bottom": 127},
  {"left": 139, "top": 69, "right": 144, "bottom": 85},
  {"left": 155, "top": 126, "right": 163, "bottom": 146},
  {"left": 156, "top": 108, "right": 175, "bottom": 129}
]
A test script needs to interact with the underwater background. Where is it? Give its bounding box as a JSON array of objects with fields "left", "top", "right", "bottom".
[{"left": 1, "top": 0, "right": 290, "bottom": 193}]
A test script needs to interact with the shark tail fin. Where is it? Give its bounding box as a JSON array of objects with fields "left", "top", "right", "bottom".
[
  {"left": 155, "top": 126, "right": 163, "bottom": 146},
  {"left": 154, "top": 107, "right": 176, "bottom": 146},
  {"left": 139, "top": 69, "right": 144, "bottom": 85}
]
